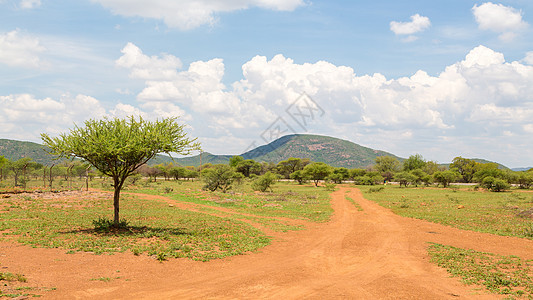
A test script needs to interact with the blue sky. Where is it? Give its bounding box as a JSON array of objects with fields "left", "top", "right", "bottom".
[{"left": 1, "top": 0, "right": 533, "bottom": 168}]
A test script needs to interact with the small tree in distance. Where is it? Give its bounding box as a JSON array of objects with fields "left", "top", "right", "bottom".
[
  {"left": 251, "top": 172, "right": 277, "bottom": 192},
  {"left": 41, "top": 116, "right": 201, "bottom": 227},
  {"left": 303, "top": 162, "right": 331, "bottom": 187}
]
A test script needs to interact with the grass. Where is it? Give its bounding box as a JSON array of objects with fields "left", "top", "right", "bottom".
[
  {"left": 428, "top": 243, "right": 533, "bottom": 298},
  {"left": 0, "top": 272, "right": 27, "bottom": 282},
  {"left": 124, "top": 180, "right": 333, "bottom": 223},
  {"left": 0, "top": 179, "right": 332, "bottom": 262},
  {"left": 344, "top": 195, "right": 363, "bottom": 211},
  {"left": 360, "top": 185, "right": 533, "bottom": 239},
  {"left": 0, "top": 191, "right": 270, "bottom": 261}
]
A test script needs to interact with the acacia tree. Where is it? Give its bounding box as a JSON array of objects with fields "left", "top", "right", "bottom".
[
  {"left": 303, "top": 162, "right": 331, "bottom": 187},
  {"left": 41, "top": 116, "right": 200, "bottom": 227}
]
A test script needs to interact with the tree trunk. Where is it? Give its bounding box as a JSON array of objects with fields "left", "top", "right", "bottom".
[
  {"left": 85, "top": 167, "right": 89, "bottom": 191},
  {"left": 113, "top": 177, "right": 121, "bottom": 226}
]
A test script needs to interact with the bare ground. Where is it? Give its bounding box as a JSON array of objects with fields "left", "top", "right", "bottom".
[{"left": 1, "top": 186, "right": 532, "bottom": 299}]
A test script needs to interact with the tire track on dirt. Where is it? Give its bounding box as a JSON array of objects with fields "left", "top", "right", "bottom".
[
  {"left": 5, "top": 186, "right": 531, "bottom": 299},
  {"left": 92, "top": 186, "right": 502, "bottom": 299},
  {"left": 122, "top": 191, "right": 310, "bottom": 235}
]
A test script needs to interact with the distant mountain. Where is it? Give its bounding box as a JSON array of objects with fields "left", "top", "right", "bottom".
[
  {"left": 151, "top": 152, "right": 231, "bottom": 166},
  {"left": 0, "top": 139, "right": 53, "bottom": 165},
  {"left": 239, "top": 134, "right": 400, "bottom": 168},
  {"left": 172, "top": 134, "right": 401, "bottom": 169},
  {"left": 2, "top": 135, "right": 522, "bottom": 170}
]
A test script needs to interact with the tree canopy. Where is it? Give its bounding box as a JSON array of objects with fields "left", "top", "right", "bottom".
[{"left": 41, "top": 116, "right": 201, "bottom": 226}]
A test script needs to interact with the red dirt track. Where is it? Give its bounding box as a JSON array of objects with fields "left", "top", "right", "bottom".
[{"left": 2, "top": 186, "right": 532, "bottom": 299}]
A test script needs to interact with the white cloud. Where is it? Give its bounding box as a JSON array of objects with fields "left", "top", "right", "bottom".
[
  {"left": 116, "top": 42, "right": 182, "bottom": 80},
  {"left": 0, "top": 93, "right": 193, "bottom": 141},
  {"left": 472, "top": 2, "right": 528, "bottom": 41},
  {"left": 19, "top": 0, "right": 40, "bottom": 9},
  {"left": 115, "top": 43, "right": 533, "bottom": 165},
  {"left": 523, "top": 52, "right": 533, "bottom": 65},
  {"left": 0, "top": 94, "right": 105, "bottom": 140},
  {"left": 0, "top": 29, "right": 46, "bottom": 68},
  {"left": 92, "top": 0, "right": 304, "bottom": 30},
  {"left": 390, "top": 14, "right": 431, "bottom": 35}
]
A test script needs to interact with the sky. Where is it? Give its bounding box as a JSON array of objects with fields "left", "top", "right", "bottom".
[{"left": 1, "top": 0, "right": 533, "bottom": 168}]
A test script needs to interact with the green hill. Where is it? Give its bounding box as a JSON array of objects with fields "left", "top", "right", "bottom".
[
  {"left": 0, "top": 139, "right": 53, "bottom": 165},
  {"left": 150, "top": 152, "right": 231, "bottom": 166},
  {"left": 239, "top": 134, "right": 400, "bottom": 168},
  {"left": 1, "top": 135, "right": 515, "bottom": 170},
  {"left": 0, "top": 135, "right": 402, "bottom": 169},
  {"left": 171, "top": 134, "right": 401, "bottom": 168}
]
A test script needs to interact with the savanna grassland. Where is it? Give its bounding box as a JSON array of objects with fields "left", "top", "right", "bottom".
[
  {"left": 361, "top": 184, "right": 533, "bottom": 298},
  {"left": 0, "top": 178, "right": 532, "bottom": 298}
]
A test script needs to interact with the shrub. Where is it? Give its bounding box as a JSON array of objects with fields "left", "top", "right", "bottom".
[
  {"left": 251, "top": 172, "right": 277, "bottom": 192},
  {"left": 482, "top": 176, "right": 510, "bottom": 192},
  {"left": 201, "top": 164, "right": 237, "bottom": 193},
  {"left": 324, "top": 182, "right": 336, "bottom": 191},
  {"left": 491, "top": 178, "right": 510, "bottom": 192}
]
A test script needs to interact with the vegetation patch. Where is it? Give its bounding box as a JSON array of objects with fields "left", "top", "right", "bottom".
[
  {"left": 0, "top": 191, "right": 270, "bottom": 261},
  {"left": 129, "top": 181, "right": 333, "bottom": 223},
  {"left": 428, "top": 243, "right": 533, "bottom": 297},
  {"left": 344, "top": 196, "right": 363, "bottom": 211},
  {"left": 361, "top": 185, "right": 533, "bottom": 239}
]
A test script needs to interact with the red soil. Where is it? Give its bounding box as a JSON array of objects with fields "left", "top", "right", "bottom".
[{"left": 1, "top": 186, "right": 532, "bottom": 299}]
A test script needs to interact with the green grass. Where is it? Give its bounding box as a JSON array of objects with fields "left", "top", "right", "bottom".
[
  {"left": 0, "top": 179, "right": 332, "bottom": 262},
  {"left": 344, "top": 195, "right": 363, "bottom": 211},
  {"left": 360, "top": 185, "right": 533, "bottom": 239},
  {"left": 0, "top": 272, "right": 27, "bottom": 282},
  {"left": 0, "top": 191, "right": 270, "bottom": 261},
  {"left": 428, "top": 243, "right": 533, "bottom": 298},
  {"left": 125, "top": 180, "right": 333, "bottom": 223}
]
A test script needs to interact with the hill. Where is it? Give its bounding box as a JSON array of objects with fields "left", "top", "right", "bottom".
[
  {"left": 172, "top": 134, "right": 401, "bottom": 169},
  {"left": 150, "top": 152, "right": 231, "bottom": 166},
  {"left": 0, "top": 139, "right": 53, "bottom": 165},
  {"left": 239, "top": 134, "right": 400, "bottom": 168},
  {"left": 1, "top": 135, "right": 518, "bottom": 170}
]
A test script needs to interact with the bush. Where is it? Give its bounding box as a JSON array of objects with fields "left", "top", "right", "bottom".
[
  {"left": 251, "top": 172, "right": 277, "bottom": 192},
  {"left": 491, "top": 178, "right": 510, "bottom": 192},
  {"left": 482, "top": 176, "right": 510, "bottom": 192},
  {"left": 324, "top": 182, "right": 336, "bottom": 191},
  {"left": 201, "top": 164, "right": 237, "bottom": 193}
]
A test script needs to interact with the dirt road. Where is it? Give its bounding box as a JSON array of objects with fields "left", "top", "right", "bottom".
[{"left": 2, "top": 187, "right": 532, "bottom": 299}]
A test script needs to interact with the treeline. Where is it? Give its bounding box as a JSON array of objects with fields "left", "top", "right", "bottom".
[
  {"left": 194, "top": 154, "right": 533, "bottom": 193},
  {"left": 2, "top": 153, "right": 532, "bottom": 193},
  {"left": 373, "top": 155, "right": 533, "bottom": 192},
  {"left": 0, "top": 156, "right": 93, "bottom": 190}
]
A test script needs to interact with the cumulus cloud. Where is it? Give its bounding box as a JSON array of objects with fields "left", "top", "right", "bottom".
[
  {"left": 0, "top": 93, "right": 193, "bottom": 141},
  {"left": 0, "top": 29, "right": 46, "bottom": 68},
  {"left": 472, "top": 2, "right": 528, "bottom": 41},
  {"left": 115, "top": 43, "right": 533, "bottom": 164},
  {"left": 92, "top": 0, "right": 305, "bottom": 30},
  {"left": 390, "top": 14, "right": 431, "bottom": 41},
  {"left": 116, "top": 43, "right": 182, "bottom": 80},
  {"left": 523, "top": 52, "right": 533, "bottom": 65}
]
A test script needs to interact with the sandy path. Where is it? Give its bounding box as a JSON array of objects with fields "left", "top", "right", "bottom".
[{"left": 2, "top": 186, "right": 532, "bottom": 299}]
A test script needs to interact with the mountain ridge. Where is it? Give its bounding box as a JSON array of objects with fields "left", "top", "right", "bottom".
[{"left": 0, "top": 135, "right": 516, "bottom": 170}]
